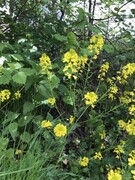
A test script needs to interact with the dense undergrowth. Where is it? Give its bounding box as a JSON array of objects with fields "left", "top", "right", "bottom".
[{"left": 0, "top": 30, "right": 135, "bottom": 180}]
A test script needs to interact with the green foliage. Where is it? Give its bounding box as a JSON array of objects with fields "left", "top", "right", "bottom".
[{"left": 0, "top": 0, "right": 135, "bottom": 179}]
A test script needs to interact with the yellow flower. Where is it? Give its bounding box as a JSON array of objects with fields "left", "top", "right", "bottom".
[
  {"left": 108, "top": 85, "right": 118, "bottom": 100},
  {"left": 15, "top": 149, "right": 22, "bottom": 155},
  {"left": 99, "top": 130, "right": 106, "bottom": 139},
  {"left": 13, "top": 91, "right": 21, "bottom": 100},
  {"left": 107, "top": 168, "right": 122, "bottom": 180},
  {"left": 122, "top": 63, "right": 135, "bottom": 80},
  {"left": 63, "top": 49, "right": 87, "bottom": 79},
  {"left": 100, "top": 143, "right": 105, "bottom": 149},
  {"left": 98, "top": 62, "right": 109, "bottom": 80},
  {"left": 118, "top": 120, "right": 127, "bottom": 130},
  {"left": 88, "top": 34, "right": 104, "bottom": 60},
  {"left": 126, "top": 119, "right": 135, "bottom": 135},
  {"left": 67, "top": 115, "right": 75, "bottom": 124},
  {"left": 84, "top": 92, "right": 98, "bottom": 107},
  {"left": 48, "top": 98, "right": 56, "bottom": 106},
  {"left": 39, "top": 53, "right": 52, "bottom": 74},
  {"left": 0, "top": 89, "right": 11, "bottom": 102},
  {"left": 54, "top": 123, "right": 67, "bottom": 137},
  {"left": 131, "top": 170, "right": 135, "bottom": 180},
  {"left": 94, "top": 152, "right": 103, "bottom": 160},
  {"left": 128, "top": 150, "right": 135, "bottom": 166},
  {"left": 41, "top": 120, "right": 52, "bottom": 129},
  {"left": 79, "top": 156, "right": 89, "bottom": 167},
  {"left": 129, "top": 104, "right": 135, "bottom": 116}
]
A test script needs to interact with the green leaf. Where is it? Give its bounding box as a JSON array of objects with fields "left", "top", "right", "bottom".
[
  {"left": 20, "top": 131, "right": 31, "bottom": 143},
  {"left": 0, "top": 43, "right": 14, "bottom": 52},
  {"left": 12, "top": 71, "right": 27, "bottom": 84},
  {"left": 5, "top": 148, "right": 14, "bottom": 159},
  {"left": 8, "top": 122, "right": 18, "bottom": 140},
  {"left": 37, "top": 84, "right": 49, "bottom": 98},
  {"left": 0, "top": 137, "right": 9, "bottom": 151},
  {"left": 21, "top": 68, "right": 36, "bottom": 76},
  {"left": 8, "top": 62, "right": 24, "bottom": 70},
  {"left": 54, "top": 34, "right": 67, "bottom": 42},
  {"left": 104, "top": 44, "right": 114, "bottom": 53},
  {"left": 67, "top": 32, "right": 79, "bottom": 47},
  {"left": 11, "top": 54, "right": 24, "bottom": 61},
  {"left": 3, "top": 111, "right": 20, "bottom": 124},
  {"left": 63, "top": 95, "right": 74, "bottom": 106},
  {"left": 18, "top": 115, "right": 32, "bottom": 127},
  {"left": 23, "top": 102, "right": 34, "bottom": 115},
  {"left": 47, "top": 74, "right": 60, "bottom": 89},
  {"left": 0, "top": 69, "right": 11, "bottom": 84}
]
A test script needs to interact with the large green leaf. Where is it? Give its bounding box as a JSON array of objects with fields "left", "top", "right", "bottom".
[
  {"left": 67, "top": 32, "right": 79, "bottom": 47},
  {"left": 12, "top": 71, "right": 27, "bottom": 84}
]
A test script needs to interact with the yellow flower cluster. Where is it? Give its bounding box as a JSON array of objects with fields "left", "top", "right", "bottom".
[
  {"left": 129, "top": 104, "right": 135, "bottom": 116},
  {"left": 63, "top": 49, "right": 87, "bottom": 79},
  {"left": 67, "top": 115, "right": 75, "bottom": 124},
  {"left": 48, "top": 98, "right": 56, "bottom": 106},
  {"left": 113, "top": 141, "right": 125, "bottom": 159},
  {"left": 0, "top": 89, "right": 11, "bottom": 102},
  {"left": 53, "top": 123, "right": 67, "bottom": 137},
  {"left": 119, "top": 91, "right": 135, "bottom": 104},
  {"left": 84, "top": 92, "right": 98, "bottom": 107},
  {"left": 79, "top": 156, "right": 89, "bottom": 167},
  {"left": 41, "top": 120, "right": 52, "bottom": 129},
  {"left": 128, "top": 150, "right": 135, "bottom": 166},
  {"left": 122, "top": 63, "right": 135, "bottom": 80},
  {"left": 107, "top": 168, "right": 122, "bottom": 180},
  {"left": 108, "top": 85, "right": 118, "bottom": 100},
  {"left": 94, "top": 152, "right": 103, "bottom": 160},
  {"left": 13, "top": 91, "right": 21, "bottom": 100},
  {"left": 118, "top": 119, "right": 135, "bottom": 135},
  {"left": 99, "top": 130, "right": 106, "bottom": 139},
  {"left": 15, "top": 149, "right": 22, "bottom": 155},
  {"left": 98, "top": 62, "right": 109, "bottom": 80},
  {"left": 131, "top": 170, "right": 135, "bottom": 180},
  {"left": 88, "top": 34, "right": 104, "bottom": 60},
  {"left": 39, "top": 53, "right": 52, "bottom": 74},
  {"left": 116, "top": 63, "right": 135, "bottom": 84}
]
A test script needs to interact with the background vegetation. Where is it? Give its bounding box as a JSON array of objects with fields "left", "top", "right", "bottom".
[{"left": 0, "top": 0, "right": 135, "bottom": 179}]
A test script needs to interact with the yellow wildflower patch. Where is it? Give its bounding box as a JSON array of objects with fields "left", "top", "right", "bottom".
[{"left": 79, "top": 156, "right": 89, "bottom": 167}]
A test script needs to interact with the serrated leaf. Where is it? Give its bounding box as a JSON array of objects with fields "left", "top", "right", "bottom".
[
  {"left": 0, "top": 73, "right": 11, "bottom": 84},
  {"left": 23, "top": 102, "right": 34, "bottom": 115},
  {"left": 12, "top": 71, "right": 27, "bottom": 84}
]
